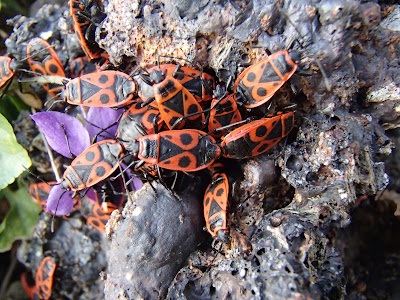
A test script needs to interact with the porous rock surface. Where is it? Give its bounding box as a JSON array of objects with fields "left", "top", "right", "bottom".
[
  {"left": 98, "top": 0, "right": 399, "bottom": 299},
  {"left": 7, "top": 0, "right": 400, "bottom": 298}
]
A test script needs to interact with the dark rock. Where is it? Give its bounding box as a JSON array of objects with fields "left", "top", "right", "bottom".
[
  {"left": 17, "top": 212, "right": 108, "bottom": 299},
  {"left": 5, "top": 0, "right": 400, "bottom": 298},
  {"left": 104, "top": 182, "right": 205, "bottom": 299}
]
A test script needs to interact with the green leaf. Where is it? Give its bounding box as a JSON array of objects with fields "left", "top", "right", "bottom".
[
  {"left": 0, "top": 113, "right": 31, "bottom": 189},
  {"left": 0, "top": 185, "right": 41, "bottom": 252},
  {"left": 8, "top": 93, "right": 30, "bottom": 113},
  {"left": 0, "top": 94, "right": 20, "bottom": 122},
  {"left": 0, "top": 94, "right": 29, "bottom": 123},
  {"left": 0, "top": 0, "right": 27, "bottom": 16}
]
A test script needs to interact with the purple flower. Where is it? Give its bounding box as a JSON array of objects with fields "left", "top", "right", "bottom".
[
  {"left": 47, "top": 185, "right": 75, "bottom": 215},
  {"left": 85, "top": 187, "right": 97, "bottom": 203},
  {"left": 86, "top": 107, "right": 121, "bottom": 141},
  {"left": 31, "top": 111, "right": 90, "bottom": 158},
  {"left": 130, "top": 175, "right": 143, "bottom": 191}
]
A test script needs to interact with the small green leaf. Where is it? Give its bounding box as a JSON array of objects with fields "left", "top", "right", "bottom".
[
  {"left": 0, "top": 94, "right": 20, "bottom": 122},
  {"left": 0, "top": 93, "right": 30, "bottom": 123},
  {"left": 8, "top": 93, "right": 30, "bottom": 113},
  {"left": 0, "top": 0, "right": 27, "bottom": 16},
  {"left": 0, "top": 185, "right": 41, "bottom": 252},
  {"left": 0, "top": 113, "right": 31, "bottom": 189}
]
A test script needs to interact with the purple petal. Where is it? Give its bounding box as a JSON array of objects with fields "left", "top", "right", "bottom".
[
  {"left": 132, "top": 177, "right": 143, "bottom": 190},
  {"left": 31, "top": 111, "right": 90, "bottom": 158},
  {"left": 47, "top": 185, "right": 75, "bottom": 215},
  {"left": 86, "top": 107, "right": 121, "bottom": 141},
  {"left": 85, "top": 188, "right": 97, "bottom": 203}
]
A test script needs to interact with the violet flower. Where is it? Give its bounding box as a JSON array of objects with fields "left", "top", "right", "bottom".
[
  {"left": 32, "top": 108, "right": 141, "bottom": 216},
  {"left": 31, "top": 111, "right": 90, "bottom": 158},
  {"left": 46, "top": 185, "right": 76, "bottom": 215},
  {"left": 85, "top": 106, "right": 121, "bottom": 141}
]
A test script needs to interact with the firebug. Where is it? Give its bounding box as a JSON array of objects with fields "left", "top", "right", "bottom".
[
  {"left": 61, "top": 139, "right": 123, "bottom": 191},
  {"left": 0, "top": 55, "right": 31, "bottom": 94},
  {"left": 21, "top": 271, "right": 38, "bottom": 299},
  {"left": 137, "top": 64, "right": 215, "bottom": 103},
  {"left": 70, "top": 0, "right": 106, "bottom": 59},
  {"left": 0, "top": 56, "right": 16, "bottom": 90},
  {"left": 69, "top": 53, "right": 109, "bottom": 78},
  {"left": 221, "top": 111, "right": 295, "bottom": 159},
  {"left": 35, "top": 256, "right": 56, "bottom": 300},
  {"left": 131, "top": 129, "right": 221, "bottom": 172},
  {"left": 203, "top": 171, "right": 229, "bottom": 241},
  {"left": 138, "top": 67, "right": 206, "bottom": 129},
  {"left": 208, "top": 93, "right": 242, "bottom": 138},
  {"left": 86, "top": 200, "right": 110, "bottom": 232},
  {"left": 69, "top": 56, "right": 97, "bottom": 78},
  {"left": 234, "top": 50, "right": 300, "bottom": 108},
  {"left": 116, "top": 101, "right": 163, "bottom": 151},
  {"left": 29, "top": 182, "right": 57, "bottom": 210},
  {"left": 61, "top": 70, "right": 136, "bottom": 107},
  {"left": 26, "top": 38, "right": 66, "bottom": 97}
]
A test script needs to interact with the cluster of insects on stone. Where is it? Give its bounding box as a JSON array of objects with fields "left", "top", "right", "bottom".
[{"left": 0, "top": 1, "right": 305, "bottom": 298}]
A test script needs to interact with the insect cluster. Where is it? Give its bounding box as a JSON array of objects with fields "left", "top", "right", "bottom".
[{"left": 1, "top": 1, "right": 301, "bottom": 299}]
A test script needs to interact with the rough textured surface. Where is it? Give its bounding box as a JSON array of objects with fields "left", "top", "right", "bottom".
[
  {"left": 17, "top": 210, "right": 108, "bottom": 299},
  {"left": 104, "top": 182, "right": 205, "bottom": 299},
  {"left": 96, "top": 0, "right": 399, "bottom": 299},
  {"left": 5, "top": 0, "right": 400, "bottom": 299}
]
